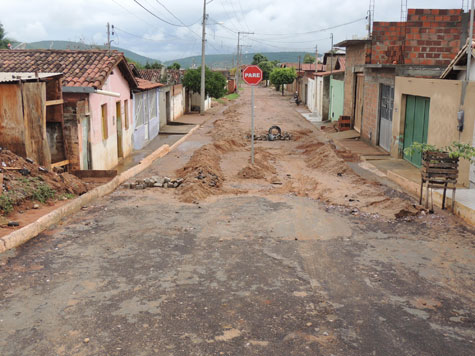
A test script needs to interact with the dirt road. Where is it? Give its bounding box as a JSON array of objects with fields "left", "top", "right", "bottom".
[{"left": 0, "top": 86, "right": 474, "bottom": 355}]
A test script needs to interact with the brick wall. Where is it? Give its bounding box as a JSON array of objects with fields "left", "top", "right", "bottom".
[
  {"left": 361, "top": 70, "right": 395, "bottom": 144},
  {"left": 370, "top": 9, "right": 466, "bottom": 66},
  {"left": 343, "top": 43, "right": 368, "bottom": 118}
]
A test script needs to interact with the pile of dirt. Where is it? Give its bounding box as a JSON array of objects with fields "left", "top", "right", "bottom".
[
  {"left": 0, "top": 149, "right": 88, "bottom": 215},
  {"left": 213, "top": 139, "right": 247, "bottom": 154},
  {"left": 237, "top": 149, "right": 277, "bottom": 180},
  {"left": 176, "top": 144, "right": 225, "bottom": 203},
  {"left": 297, "top": 142, "right": 348, "bottom": 175}
]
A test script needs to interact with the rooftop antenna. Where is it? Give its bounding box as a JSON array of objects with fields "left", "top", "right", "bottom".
[{"left": 400, "top": 0, "right": 408, "bottom": 22}]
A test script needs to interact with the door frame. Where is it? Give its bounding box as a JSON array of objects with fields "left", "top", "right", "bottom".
[
  {"left": 353, "top": 73, "right": 364, "bottom": 133},
  {"left": 377, "top": 83, "right": 394, "bottom": 152},
  {"left": 402, "top": 95, "right": 430, "bottom": 167}
]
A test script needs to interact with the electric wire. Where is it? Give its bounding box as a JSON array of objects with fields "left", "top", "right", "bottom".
[{"left": 132, "top": 0, "right": 187, "bottom": 27}]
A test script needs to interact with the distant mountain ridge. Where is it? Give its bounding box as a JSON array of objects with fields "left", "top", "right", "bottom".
[
  {"left": 164, "top": 52, "right": 320, "bottom": 69},
  {"left": 13, "top": 40, "right": 161, "bottom": 66},
  {"left": 11, "top": 41, "right": 319, "bottom": 69}
]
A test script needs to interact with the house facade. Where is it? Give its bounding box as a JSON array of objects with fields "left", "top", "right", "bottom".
[
  {"left": 0, "top": 49, "right": 138, "bottom": 171},
  {"left": 132, "top": 78, "right": 163, "bottom": 151},
  {"left": 336, "top": 8, "right": 471, "bottom": 153}
]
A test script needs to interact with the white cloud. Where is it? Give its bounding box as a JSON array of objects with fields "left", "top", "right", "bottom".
[
  {"left": 1, "top": 0, "right": 467, "bottom": 61},
  {"left": 10, "top": 21, "right": 48, "bottom": 42}
]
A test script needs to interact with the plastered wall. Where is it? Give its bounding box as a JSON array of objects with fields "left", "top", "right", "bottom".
[{"left": 392, "top": 77, "right": 475, "bottom": 187}]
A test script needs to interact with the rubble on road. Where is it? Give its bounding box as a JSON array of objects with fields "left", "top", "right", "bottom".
[
  {"left": 247, "top": 125, "right": 293, "bottom": 141},
  {"left": 0, "top": 148, "right": 88, "bottom": 217},
  {"left": 123, "top": 176, "right": 184, "bottom": 190}
]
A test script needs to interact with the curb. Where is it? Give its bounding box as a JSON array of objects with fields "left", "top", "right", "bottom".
[
  {"left": 0, "top": 125, "right": 200, "bottom": 253},
  {"left": 382, "top": 166, "right": 475, "bottom": 226}
]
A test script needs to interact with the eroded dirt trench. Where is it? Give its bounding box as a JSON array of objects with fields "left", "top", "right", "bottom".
[{"left": 163, "top": 86, "right": 419, "bottom": 220}]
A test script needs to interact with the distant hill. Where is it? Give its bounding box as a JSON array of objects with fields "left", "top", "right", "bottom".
[
  {"left": 164, "top": 52, "right": 321, "bottom": 69},
  {"left": 12, "top": 41, "right": 161, "bottom": 66}
]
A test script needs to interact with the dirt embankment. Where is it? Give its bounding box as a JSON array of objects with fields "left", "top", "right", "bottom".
[
  {"left": 0, "top": 149, "right": 88, "bottom": 217},
  {"left": 173, "top": 90, "right": 420, "bottom": 220}
]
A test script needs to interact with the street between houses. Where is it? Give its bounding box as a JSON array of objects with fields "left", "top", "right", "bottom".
[{"left": 0, "top": 86, "right": 474, "bottom": 355}]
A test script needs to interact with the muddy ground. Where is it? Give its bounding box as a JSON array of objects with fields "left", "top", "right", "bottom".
[{"left": 0, "top": 86, "right": 474, "bottom": 356}]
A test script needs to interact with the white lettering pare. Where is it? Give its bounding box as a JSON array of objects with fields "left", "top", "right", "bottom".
[{"left": 244, "top": 73, "right": 261, "bottom": 78}]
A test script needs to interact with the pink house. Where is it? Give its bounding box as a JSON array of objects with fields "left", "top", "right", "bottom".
[{"left": 0, "top": 49, "right": 138, "bottom": 170}]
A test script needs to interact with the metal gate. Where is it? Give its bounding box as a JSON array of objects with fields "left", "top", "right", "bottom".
[
  {"left": 403, "top": 95, "right": 430, "bottom": 167},
  {"left": 378, "top": 84, "right": 394, "bottom": 151}
]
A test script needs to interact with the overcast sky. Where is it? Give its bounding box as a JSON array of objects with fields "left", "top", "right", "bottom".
[{"left": 1, "top": 0, "right": 469, "bottom": 61}]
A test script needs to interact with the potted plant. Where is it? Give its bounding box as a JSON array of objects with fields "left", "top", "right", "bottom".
[{"left": 404, "top": 142, "right": 475, "bottom": 211}]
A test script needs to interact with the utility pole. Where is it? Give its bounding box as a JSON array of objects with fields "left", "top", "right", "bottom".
[
  {"left": 466, "top": 0, "right": 474, "bottom": 83},
  {"left": 330, "top": 33, "right": 334, "bottom": 75},
  {"left": 200, "top": 0, "right": 207, "bottom": 114},
  {"left": 235, "top": 31, "right": 254, "bottom": 90},
  {"left": 298, "top": 55, "right": 301, "bottom": 99},
  {"left": 315, "top": 45, "right": 318, "bottom": 69},
  {"left": 106, "top": 23, "right": 114, "bottom": 50}
]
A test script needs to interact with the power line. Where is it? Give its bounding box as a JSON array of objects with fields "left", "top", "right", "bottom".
[
  {"left": 110, "top": 0, "right": 156, "bottom": 28},
  {"left": 220, "top": 0, "right": 242, "bottom": 32},
  {"left": 253, "top": 17, "right": 366, "bottom": 36},
  {"left": 133, "top": 0, "right": 187, "bottom": 27},
  {"left": 154, "top": 0, "right": 202, "bottom": 27},
  {"left": 246, "top": 37, "right": 315, "bottom": 52},
  {"left": 236, "top": 0, "right": 252, "bottom": 32},
  {"left": 114, "top": 26, "right": 196, "bottom": 43}
]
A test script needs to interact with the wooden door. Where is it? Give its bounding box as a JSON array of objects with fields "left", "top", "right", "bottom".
[
  {"left": 354, "top": 74, "right": 364, "bottom": 133},
  {"left": 116, "top": 101, "right": 123, "bottom": 158},
  {"left": 403, "top": 95, "right": 430, "bottom": 167},
  {"left": 378, "top": 84, "right": 394, "bottom": 152}
]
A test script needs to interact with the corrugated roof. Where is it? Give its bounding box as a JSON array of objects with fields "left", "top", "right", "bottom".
[
  {"left": 0, "top": 72, "right": 62, "bottom": 83},
  {"left": 440, "top": 40, "right": 475, "bottom": 79},
  {"left": 0, "top": 49, "right": 137, "bottom": 89}
]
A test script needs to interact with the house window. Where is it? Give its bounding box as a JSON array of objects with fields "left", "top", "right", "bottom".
[
  {"left": 101, "top": 103, "right": 108, "bottom": 140},
  {"left": 124, "top": 100, "right": 129, "bottom": 129}
]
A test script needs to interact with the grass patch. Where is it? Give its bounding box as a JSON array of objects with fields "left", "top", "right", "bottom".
[
  {"left": 0, "top": 193, "right": 14, "bottom": 215},
  {"left": 31, "top": 183, "right": 56, "bottom": 203},
  {"left": 224, "top": 93, "right": 240, "bottom": 100},
  {"left": 59, "top": 193, "right": 75, "bottom": 200}
]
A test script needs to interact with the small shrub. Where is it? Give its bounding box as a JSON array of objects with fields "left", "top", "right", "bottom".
[
  {"left": 31, "top": 183, "right": 56, "bottom": 203},
  {"left": 0, "top": 193, "right": 14, "bottom": 215}
]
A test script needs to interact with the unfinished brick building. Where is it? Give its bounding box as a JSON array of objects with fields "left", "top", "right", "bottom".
[{"left": 336, "top": 8, "right": 473, "bottom": 152}]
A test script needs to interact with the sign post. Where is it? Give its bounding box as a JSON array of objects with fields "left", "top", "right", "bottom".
[{"left": 242, "top": 65, "right": 263, "bottom": 165}]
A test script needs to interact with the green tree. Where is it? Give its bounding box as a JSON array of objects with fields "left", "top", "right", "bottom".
[
  {"left": 257, "top": 61, "right": 275, "bottom": 86},
  {"left": 252, "top": 53, "right": 268, "bottom": 65},
  {"left": 183, "top": 67, "right": 227, "bottom": 99},
  {"left": 270, "top": 67, "right": 297, "bottom": 95},
  {"left": 0, "top": 23, "right": 11, "bottom": 49},
  {"left": 303, "top": 53, "right": 315, "bottom": 64},
  {"left": 150, "top": 62, "right": 162, "bottom": 69},
  {"left": 126, "top": 57, "right": 144, "bottom": 69},
  {"left": 167, "top": 62, "right": 181, "bottom": 70}
]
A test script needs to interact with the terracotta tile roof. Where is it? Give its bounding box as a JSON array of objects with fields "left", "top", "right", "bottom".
[
  {"left": 137, "top": 69, "right": 162, "bottom": 83},
  {"left": 313, "top": 69, "right": 345, "bottom": 77},
  {"left": 136, "top": 77, "right": 164, "bottom": 90},
  {"left": 281, "top": 62, "right": 324, "bottom": 72},
  {"left": 0, "top": 49, "right": 137, "bottom": 89}
]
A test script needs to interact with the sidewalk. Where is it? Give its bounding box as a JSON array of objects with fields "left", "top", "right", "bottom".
[
  {"left": 299, "top": 112, "right": 475, "bottom": 226},
  {"left": 116, "top": 114, "right": 204, "bottom": 174}
]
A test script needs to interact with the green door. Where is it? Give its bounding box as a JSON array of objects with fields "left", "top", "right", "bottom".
[
  {"left": 403, "top": 95, "right": 430, "bottom": 167},
  {"left": 329, "top": 77, "right": 344, "bottom": 122}
]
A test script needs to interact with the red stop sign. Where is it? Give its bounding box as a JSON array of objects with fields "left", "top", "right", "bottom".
[{"left": 242, "top": 65, "right": 263, "bottom": 86}]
